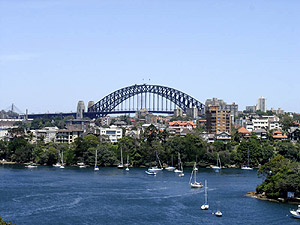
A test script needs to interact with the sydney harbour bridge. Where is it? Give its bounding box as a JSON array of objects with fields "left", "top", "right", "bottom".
[{"left": 27, "top": 84, "right": 204, "bottom": 119}]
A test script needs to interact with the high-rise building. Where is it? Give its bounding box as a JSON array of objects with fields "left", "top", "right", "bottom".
[
  {"left": 205, "top": 98, "right": 226, "bottom": 110},
  {"left": 76, "top": 101, "right": 85, "bottom": 119},
  {"left": 246, "top": 106, "right": 256, "bottom": 113},
  {"left": 206, "top": 105, "right": 231, "bottom": 134},
  {"left": 206, "top": 98, "right": 238, "bottom": 121},
  {"left": 256, "top": 96, "right": 267, "bottom": 112}
]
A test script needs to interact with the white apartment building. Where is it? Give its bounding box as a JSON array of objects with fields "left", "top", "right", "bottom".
[
  {"left": 99, "top": 125, "right": 122, "bottom": 143},
  {"left": 0, "top": 128, "right": 8, "bottom": 140},
  {"left": 256, "top": 96, "right": 267, "bottom": 112},
  {"left": 246, "top": 116, "right": 282, "bottom": 132},
  {"left": 31, "top": 127, "right": 59, "bottom": 143},
  {"left": 268, "top": 116, "right": 282, "bottom": 130}
]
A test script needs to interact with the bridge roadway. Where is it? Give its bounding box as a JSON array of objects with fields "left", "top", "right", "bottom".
[{"left": 26, "top": 110, "right": 174, "bottom": 119}]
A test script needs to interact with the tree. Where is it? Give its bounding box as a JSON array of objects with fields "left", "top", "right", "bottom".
[
  {"left": 280, "top": 115, "right": 294, "bottom": 131},
  {"left": 256, "top": 155, "right": 300, "bottom": 199}
]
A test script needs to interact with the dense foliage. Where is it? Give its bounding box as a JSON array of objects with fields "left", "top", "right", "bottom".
[
  {"left": 1, "top": 124, "right": 299, "bottom": 168},
  {"left": 256, "top": 155, "right": 300, "bottom": 199}
]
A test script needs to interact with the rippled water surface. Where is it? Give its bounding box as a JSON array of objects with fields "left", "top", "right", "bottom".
[{"left": 0, "top": 165, "right": 298, "bottom": 225}]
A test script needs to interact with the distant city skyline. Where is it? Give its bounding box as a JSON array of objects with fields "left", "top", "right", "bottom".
[{"left": 1, "top": 0, "right": 300, "bottom": 113}]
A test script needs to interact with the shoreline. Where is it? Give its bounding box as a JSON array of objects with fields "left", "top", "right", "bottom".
[{"left": 246, "top": 192, "right": 300, "bottom": 205}]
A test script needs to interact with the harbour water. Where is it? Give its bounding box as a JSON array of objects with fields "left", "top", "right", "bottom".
[{"left": 0, "top": 165, "right": 298, "bottom": 225}]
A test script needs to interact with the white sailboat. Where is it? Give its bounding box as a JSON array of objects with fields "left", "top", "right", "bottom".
[
  {"left": 201, "top": 180, "right": 209, "bottom": 210},
  {"left": 189, "top": 162, "right": 203, "bottom": 188},
  {"left": 60, "top": 151, "right": 65, "bottom": 169},
  {"left": 174, "top": 152, "right": 183, "bottom": 173},
  {"left": 125, "top": 154, "right": 129, "bottom": 171},
  {"left": 165, "top": 155, "right": 176, "bottom": 171},
  {"left": 148, "top": 151, "right": 163, "bottom": 171},
  {"left": 212, "top": 153, "right": 221, "bottom": 171},
  {"left": 94, "top": 149, "right": 99, "bottom": 171},
  {"left": 241, "top": 147, "right": 253, "bottom": 170},
  {"left": 53, "top": 151, "right": 62, "bottom": 167},
  {"left": 117, "top": 148, "right": 124, "bottom": 169}
]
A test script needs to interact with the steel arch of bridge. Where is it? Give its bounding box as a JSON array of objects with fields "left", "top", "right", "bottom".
[{"left": 88, "top": 84, "right": 204, "bottom": 116}]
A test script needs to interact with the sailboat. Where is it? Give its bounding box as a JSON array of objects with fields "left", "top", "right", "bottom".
[
  {"left": 201, "top": 180, "right": 209, "bottom": 210},
  {"left": 212, "top": 153, "right": 221, "bottom": 171},
  {"left": 53, "top": 151, "right": 62, "bottom": 167},
  {"left": 165, "top": 155, "right": 176, "bottom": 171},
  {"left": 117, "top": 148, "right": 124, "bottom": 169},
  {"left": 189, "top": 162, "right": 203, "bottom": 188},
  {"left": 125, "top": 154, "right": 129, "bottom": 171},
  {"left": 60, "top": 151, "right": 65, "bottom": 169},
  {"left": 94, "top": 149, "right": 99, "bottom": 171},
  {"left": 174, "top": 153, "right": 184, "bottom": 176},
  {"left": 241, "top": 147, "right": 253, "bottom": 170},
  {"left": 148, "top": 151, "right": 163, "bottom": 171}
]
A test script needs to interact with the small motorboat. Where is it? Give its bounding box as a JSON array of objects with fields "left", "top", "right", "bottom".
[
  {"left": 241, "top": 165, "right": 253, "bottom": 170},
  {"left": 148, "top": 166, "right": 163, "bottom": 171},
  {"left": 179, "top": 172, "right": 184, "bottom": 177},
  {"left": 145, "top": 170, "right": 157, "bottom": 175},
  {"left": 290, "top": 205, "right": 300, "bottom": 219},
  {"left": 165, "top": 166, "right": 176, "bottom": 171},
  {"left": 94, "top": 166, "right": 99, "bottom": 171},
  {"left": 215, "top": 211, "right": 222, "bottom": 217},
  {"left": 174, "top": 169, "right": 183, "bottom": 173},
  {"left": 25, "top": 165, "right": 37, "bottom": 168},
  {"left": 60, "top": 165, "right": 65, "bottom": 169},
  {"left": 125, "top": 167, "right": 129, "bottom": 171}
]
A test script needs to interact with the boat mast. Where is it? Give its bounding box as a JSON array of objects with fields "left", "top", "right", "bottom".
[
  {"left": 120, "top": 148, "right": 123, "bottom": 166},
  {"left": 61, "top": 151, "right": 63, "bottom": 165},
  {"left": 95, "top": 149, "right": 97, "bottom": 167},
  {"left": 205, "top": 180, "right": 208, "bottom": 204},
  {"left": 247, "top": 147, "right": 250, "bottom": 166},
  {"left": 194, "top": 163, "right": 197, "bottom": 183}
]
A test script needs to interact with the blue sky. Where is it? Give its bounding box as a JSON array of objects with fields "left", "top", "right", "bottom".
[{"left": 0, "top": 0, "right": 299, "bottom": 114}]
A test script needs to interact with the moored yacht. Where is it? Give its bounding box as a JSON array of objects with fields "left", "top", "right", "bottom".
[
  {"left": 189, "top": 162, "right": 203, "bottom": 188},
  {"left": 290, "top": 205, "right": 300, "bottom": 219}
]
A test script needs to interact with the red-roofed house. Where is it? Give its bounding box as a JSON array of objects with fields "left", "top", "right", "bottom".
[
  {"left": 168, "top": 121, "right": 196, "bottom": 136},
  {"left": 237, "top": 127, "right": 251, "bottom": 138},
  {"left": 273, "top": 130, "right": 288, "bottom": 140}
]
